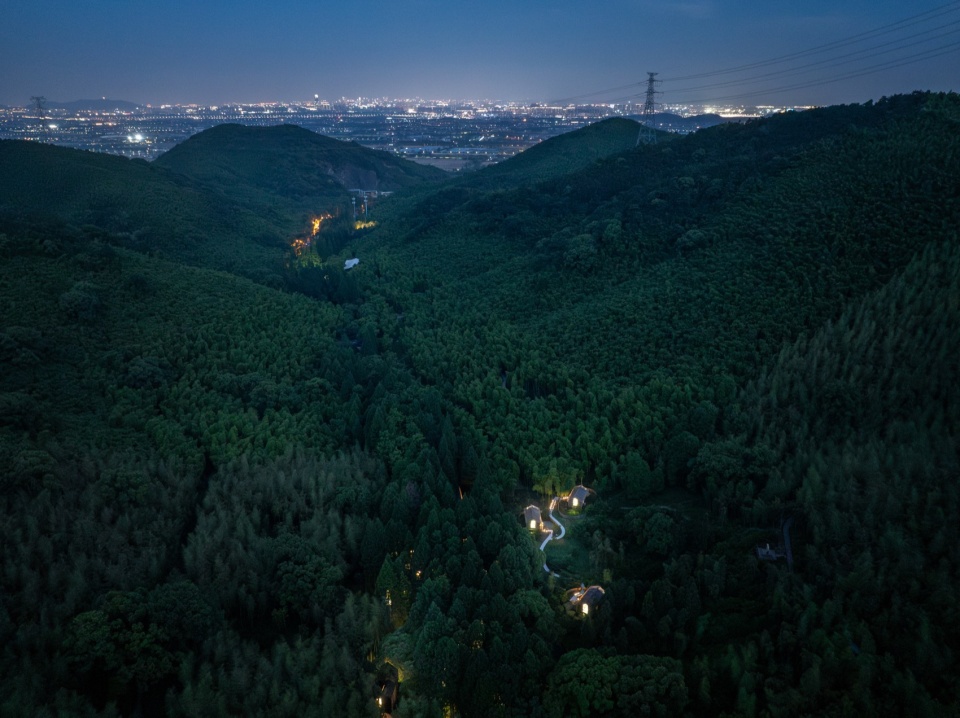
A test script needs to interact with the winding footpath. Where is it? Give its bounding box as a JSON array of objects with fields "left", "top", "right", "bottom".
[{"left": 540, "top": 497, "right": 566, "bottom": 577}]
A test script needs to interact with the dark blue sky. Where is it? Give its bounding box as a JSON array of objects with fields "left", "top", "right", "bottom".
[{"left": 3, "top": 0, "right": 958, "bottom": 106}]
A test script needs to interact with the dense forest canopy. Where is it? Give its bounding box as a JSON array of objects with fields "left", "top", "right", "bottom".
[{"left": 1, "top": 91, "right": 958, "bottom": 717}]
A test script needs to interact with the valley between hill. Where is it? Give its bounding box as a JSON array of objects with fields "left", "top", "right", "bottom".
[{"left": 1, "top": 91, "right": 958, "bottom": 717}]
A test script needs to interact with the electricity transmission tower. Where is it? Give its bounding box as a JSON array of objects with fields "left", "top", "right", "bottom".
[
  {"left": 636, "top": 72, "right": 661, "bottom": 145},
  {"left": 30, "top": 95, "right": 47, "bottom": 135}
]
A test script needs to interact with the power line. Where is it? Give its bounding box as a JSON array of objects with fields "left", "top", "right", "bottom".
[
  {"left": 546, "top": 2, "right": 960, "bottom": 109},
  {"left": 665, "top": 40, "right": 960, "bottom": 106},
  {"left": 669, "top": 21, "right": 960, "bottom": 96},
  {"left": 30, "top": 95, "right": 47, "bottom": 134},
  {"left": 637, "top": 72, "right": 661, "bottom": 145},
  {"left": 607, "top": 39, "right": 960, "bottom": 106},
  {"left": 662, "top": 1, "right": 960, "bottom": 83},
  {"left": 548, "top": 81, "right": 645, "bottom": 106}
]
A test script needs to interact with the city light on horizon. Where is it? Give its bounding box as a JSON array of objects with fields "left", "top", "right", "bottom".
[
  {"left": 0, "top": 93, "right": 876, "bottom": 171},
  {"left": 1, "top": 1, "right": 956, "bottom": 109},
  {"left": 1, "top": 94, "right": 798, "bottom": 167}
]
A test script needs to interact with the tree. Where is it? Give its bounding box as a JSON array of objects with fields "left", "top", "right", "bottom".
[
  {"left": 642, "top": 511, "right": 677, "bottom": 556},
  {"left": 377, "top": 556, "right": 412, "bottom": 628},
  {"left": 65, "top": 592, "right": 176, "bottom": 709}
]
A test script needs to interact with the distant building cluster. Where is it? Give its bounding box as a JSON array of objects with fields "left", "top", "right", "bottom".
[{"left": 0, "top": 97, "right": 807, "bottom": 167}]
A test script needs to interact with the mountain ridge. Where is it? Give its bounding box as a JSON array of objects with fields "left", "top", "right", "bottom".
[
  {"left": 154, "top": 123, "right": 448, "bottom": 230},
  {"left": 0, "top": 139, "right": 289, "bottom": 276}
]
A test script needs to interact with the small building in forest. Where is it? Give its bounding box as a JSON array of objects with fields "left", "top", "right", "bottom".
[
  {"left": 375, "top": 663, "right": 400, "bottom": 715},
  {"left": 524, "top": 504, "right": 543, "bottom": 533},
  {"left": 344, "top": 258, "right": 360, "bottom": 270},
  {"left": 565, "top": 584, "right": 605, "bottom": 617},
  {"left": 755, "top": 543, "right": 786, "bottom": 561},
  {"left": 566, "top": 484, "right": 592, "bottom": 511},
  {"left": 377, "top": 679, "right": 398, "bottom": 714}
]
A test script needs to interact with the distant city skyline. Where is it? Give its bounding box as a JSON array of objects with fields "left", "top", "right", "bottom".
[{"left": 2, "top": 0, "right": 958, "bottom": 108}]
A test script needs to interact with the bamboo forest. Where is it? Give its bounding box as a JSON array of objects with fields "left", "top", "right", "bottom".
[{"left": 1, "top": 91, "right": 958, "bottom": 717}]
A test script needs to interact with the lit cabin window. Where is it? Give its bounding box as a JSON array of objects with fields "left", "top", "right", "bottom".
[
  {"left": 377, "top": 697, "right": 383, "bottom": 706},
  {"left": 572, "top": 497, "right": 579, "bottom": 508},
  {"left": 529, "top": 519, "right": 537, "bottom": 529},
  {"left": 581, "top": 602, "right": 589, "bottom": 615}
]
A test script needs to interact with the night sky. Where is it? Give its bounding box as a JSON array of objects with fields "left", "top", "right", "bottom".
[{"left": 3, "top": 0, "right": 958, "bottom": 107}]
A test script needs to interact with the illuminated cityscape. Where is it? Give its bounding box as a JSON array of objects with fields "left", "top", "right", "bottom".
[{"left": 0, "top": 97, "right": 812, "bottom": 168}]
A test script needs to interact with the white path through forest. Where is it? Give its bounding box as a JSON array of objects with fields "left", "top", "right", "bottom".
[{"left": 540, "top": 497, "right": 565, "bottom": 577}]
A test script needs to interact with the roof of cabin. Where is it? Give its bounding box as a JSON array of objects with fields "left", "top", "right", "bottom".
[
  {"left": 582, "top": 585, "right": 605, "bottom": 605},
  {"left": 570, "top": 484, "right": 590, "bottom": 502}
]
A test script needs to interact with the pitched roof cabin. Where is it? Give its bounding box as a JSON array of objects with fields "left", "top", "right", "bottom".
[
  {"left": 524, "top": 504, "right": 543, "bottom": 532},
  {"left": 579, "top": 585, "right": 605, "bottom": 615},
  {"left": 566, "top": 584, "right": 605, "bottom": 616},
  {"left": 567, "top": 484, "right": 591, "bottom": 510},
  {"left": 377, "top": 678, "right": 398, "bottom": 715}
]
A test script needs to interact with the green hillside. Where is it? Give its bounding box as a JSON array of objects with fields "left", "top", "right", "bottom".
[
  {"left": 154, "top": 123, "right": 447, "bottom": 232},
  {"left": 0, "top": 140, "right": 290, "bottom": 280},
  {"left": 694, "top": 238, "right": 960, "bottom": 714},
  {"left": 467, "top": 116, "right": 647, "bottom": 188},
  {"left": 361, "top": 94, "right": 958, "bottom": 391},
  {"left": 355, "top": 115, "right": 653, "bottom": 271},
  {"left": 0, "top": 127, "right": 446, "bottom": 284},
  {"left": 1, "top": 92, "right": 959, "bottom": 717}
]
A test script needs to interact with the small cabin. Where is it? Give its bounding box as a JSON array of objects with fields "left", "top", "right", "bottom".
[
  {"left": 344, "top": 258, "right": 360, "bottom": 270},
  {"left": 579, "top": 586, "right": 605, "bottom": 615},
  {"left": 756, "top": 543, "right": 785, "bottom": 561},
  {"left": 566, "top": 584, "right": 605, "bottom": 616},
  {"left": 567, "top": 484, "right": 591, "bottom": 511},
  {"left": 524, "top": 505, "right": 543, "bottom": 533},
  {"left": 375, "top": 663, "right": 401, "bottom": 715},
  {"left": 377, "top": 679, "right": 398, "bottom": 714}
]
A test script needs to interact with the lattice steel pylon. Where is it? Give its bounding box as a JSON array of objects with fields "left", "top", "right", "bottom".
[
  {"left": 636, "top": 72, "right": 661, "bottom": 146},
  {"left": 30, "top": 95, "right": 47, "bottom": 134}
]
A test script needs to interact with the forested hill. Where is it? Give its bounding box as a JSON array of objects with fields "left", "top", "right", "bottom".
[
  {"left": 462, "top": 116, "right": 645, "bottom": 189},
  {"left": 0, "top": 140, "right": 292, "bottom": 279},
  {"left": 361, "top": 94, "right": 960, "bottom": 387},
  {"left": 1, "top": 92, "right": 959, "bottom": 717},
  {"left": 154, "top": 124, "right": 447, "bottom": 229}
]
